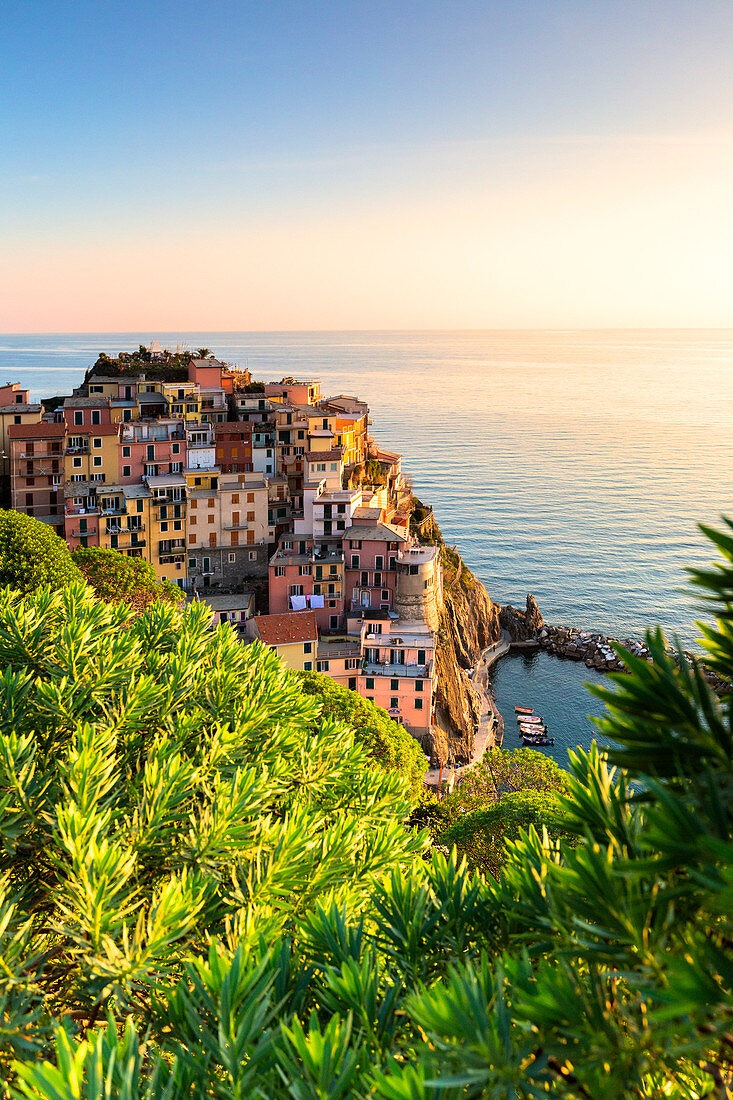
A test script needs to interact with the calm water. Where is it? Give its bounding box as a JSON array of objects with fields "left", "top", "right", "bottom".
[{"left": 1, "top": 330, "right": 731, "bottom": 763}]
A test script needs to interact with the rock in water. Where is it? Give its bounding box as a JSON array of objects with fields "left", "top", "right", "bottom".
[{"left": 499, "top": 593, "right": 544, "bottom": 641}]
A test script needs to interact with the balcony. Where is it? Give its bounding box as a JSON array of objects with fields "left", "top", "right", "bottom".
[
  {"left": 223, "top": 521, "right": 249, "bottom": 530},
  {"left": 363, "top": 662, "right": 432, "bottom": 679},
  {"left": 159, "top": 553, "right": 185, "bottom": 565}
]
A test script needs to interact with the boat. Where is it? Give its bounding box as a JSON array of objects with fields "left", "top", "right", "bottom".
[
  {"left": 519, "top": 723, "right": 547, "bottom": 735},
  {"left": 522, "top": 734, "right": 554, "bottom": 746},
  {"left": 515, "top": 706, "right": 534, "bottom": 715},
  {"left": 516, "top": 714, "right": 543, "bottom": 725}
]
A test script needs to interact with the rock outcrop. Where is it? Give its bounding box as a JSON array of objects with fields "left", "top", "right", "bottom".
[
  {"left": 499, "top": 594, "right": 543, "bottom": 641},
  {"left": 420, "top": 538, "right": 502, "bottom": 765}
]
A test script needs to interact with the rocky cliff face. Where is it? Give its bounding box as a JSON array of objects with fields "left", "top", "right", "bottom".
[{"left": 415, "top": 536, "right": 502, "bottom": 764}]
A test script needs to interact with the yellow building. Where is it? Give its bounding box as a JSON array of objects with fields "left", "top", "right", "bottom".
[
  {"left": 146, "top": 474, "right": 188, "bottom": 588},
  {"left": 251, "top": 610, "right": 318, "bottom": 672},
  {"left": 98, "top": 484, "right": 151, "bottom": 562},
  {"left": 64, "top": 424, "right": 119, "bottom": 486}
]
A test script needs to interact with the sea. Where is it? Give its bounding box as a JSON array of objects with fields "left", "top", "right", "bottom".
[{"left": 1, "top": 330, "right": 731, "bottom": 767}]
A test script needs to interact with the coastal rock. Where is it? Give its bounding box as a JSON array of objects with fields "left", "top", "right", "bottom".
[
  {"left": 412, "top": 523, "right": 502, "bottom": 765},
  {"left": 499, "top": 593, "right": 544, "bottom": 642}
]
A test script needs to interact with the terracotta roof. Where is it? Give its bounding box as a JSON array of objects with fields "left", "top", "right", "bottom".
[
  {"left": 8, "top": 422, "right": 66, "bottom": 439},
  {"left": 64, "top": 396, "right": 111, "bottom": 408},
  {"left": 74, "top": 424, "right": 119, "bottom": 436},
  {"left": 305, "top": 447, "right": 344, "bottom": 462},
  {"left": 0, "top": 405, "right": 41, "bottom": 414},
  {"left": 254, "top": 610, "right": 318, "bottom": 646}
]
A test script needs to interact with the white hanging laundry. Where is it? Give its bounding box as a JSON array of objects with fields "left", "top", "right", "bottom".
[
  {"left": 309, "top": 594, "right": 325, "bottom": 608},
  {"left": 290, "top": 595, "right": 307, "bottom": 611}
]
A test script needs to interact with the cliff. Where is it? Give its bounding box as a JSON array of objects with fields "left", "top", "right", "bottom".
[{"left": 410, "top": 506, "right": 502, "bottom": 764}]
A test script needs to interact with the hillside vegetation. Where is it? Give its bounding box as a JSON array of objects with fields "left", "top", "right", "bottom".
[{"left": 0, "top": 521, "right": 731, "bottom": 1097}]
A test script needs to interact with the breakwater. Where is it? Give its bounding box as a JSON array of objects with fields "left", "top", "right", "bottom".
[{"left": 537, "top": 623, "right": 728, "bottom": 694}]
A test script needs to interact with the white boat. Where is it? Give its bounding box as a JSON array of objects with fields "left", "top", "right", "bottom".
[{"left": 516, "top": 714, "right": 543, "bottom": 725}]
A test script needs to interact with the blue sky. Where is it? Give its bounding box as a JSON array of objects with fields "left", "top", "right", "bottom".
[{"left": 2, "top": 1, "right": 733, "bottom": 329}]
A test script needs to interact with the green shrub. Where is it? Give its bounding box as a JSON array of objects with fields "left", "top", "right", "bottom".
[
  {"left": 0, "top": 509, "right": 81, "bottom": 592},
  {"left": 296, "top": 671, "right": 427, "bottom": 798},
  {"left": 72, "top": 545, "right": 183, "bottom": 609},
  {"left": 4, "top": 521, "right": 733, "bottom": 1098}
]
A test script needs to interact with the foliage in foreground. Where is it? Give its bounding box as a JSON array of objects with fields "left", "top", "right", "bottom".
[
  {"left": 297, "top": 670, "right": 428, "bottom": 798},
  {"left": 72, "top": 545, "right": 183, "bottom": 609},
  {"left": 2, "top": 521, "right": 733, "bottom": 1098},
  {"left": 0, "top": 509, "right": 82, "bottom": 593}
]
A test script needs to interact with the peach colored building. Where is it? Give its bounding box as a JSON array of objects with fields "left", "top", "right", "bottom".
[
  {"left": 343, "top": 513, "right": 408, "bottom": 612},
  {"left": 9, "top": 422, "right": 66, "bottom": 535}
]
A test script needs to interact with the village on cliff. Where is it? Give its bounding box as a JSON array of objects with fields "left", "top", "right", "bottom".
[{"left": 1, "top": 342, "right": 490, "bottom": 760}]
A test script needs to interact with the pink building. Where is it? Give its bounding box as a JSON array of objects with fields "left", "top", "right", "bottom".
[
  {"left": 264, "top": 379, "right": 321, "bottom": 406},
  {"left": 268, "top": 533, "right": 344, "bottom": 631},
  {"left": 343, "top": 513, "right": 408, "bottom": 612},
  {"left": 63, "top": 397, "right": 113, "bottom": 429},
  {"left": 357, "top": 614, "right": 435, "bottom": 737},
  {"left": 118, "top": 421, "right": 187, "bottom": 483}
]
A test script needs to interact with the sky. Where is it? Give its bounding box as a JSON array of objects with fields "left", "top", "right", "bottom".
[{"left": 2, "top": 0, "right": 733, "bottom": 331}]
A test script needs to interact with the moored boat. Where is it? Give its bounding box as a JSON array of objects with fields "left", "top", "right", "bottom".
[
  {"left": 516, "top": 714, "right": 543, "bottom": 725},
  {"left": 522, "top": 734, "right": 554, "bottom": 746},
  {"left": 515, "top": 706, "right": 534, "bottom": 715}
]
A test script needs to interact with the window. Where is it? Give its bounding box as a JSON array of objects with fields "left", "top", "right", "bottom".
[
  {"left": 74, "top": 411, "right": 83, "bottom": 425},
  {"left": 391, "top": 679, "right": 399, "bottom": 691},
  {"left": 390, "top": 698, "right": 399, "bottom": 710},
  {"left": 93, "top": 437, "right": 102, "bottom": 448},
  {"left": 382, "top": 590, "right": 389, "bottom": 600},
  {"left": 136, "top": 500, "right": 143, "bottom": 513},
  {"left": 351, "top": 554, "right": 359, "bottom": 569},
  {"left": 93, "top": 456, "right": 102, "bottom": 467},
  {"left": 247, "top": 510, "right": 255, "bottom": 521},
  {"left": 316, "top": 660, "right": 330, "bottom": 672},
  {"left": 89, "top": 385, "right": 102, "bottom": 394},
  {"left": 417, "top": 650, "right": 426, "bottom": 665},
  {"left": 351, "top": 540, "right": 362, "bottom": 550},
  {"left": 172, "top": 443, "right": 180, "bottom": 454},
  {"left": 122, "top": 465, "right": 131, "bottom": 477},
  {"left": 409, "top": 564, "right": 419, "bottom": 575},
  {"left": 345, "top": 658, "right": 359, "bottom": 670},
  {"left": 122, "top": 446, "right": 130, "bottom": 458},
  {"left": 304, "top": 661, "right": 312, "bottom": 671},
  {"left": 415, "top": 680, "right": 423, "bottom": 691},
  {"left": 160, "top": 522, "right": 169, "bottom": 532},
  {"left": 123, "top": 409, "right": 132, "bottom": 422},
  {"left": 374, "top": 572, "right": 382, "bottom": 586},
  {"left": 249, "top": 551, "right": 257, "bottom": 561},
  {"left": 303, "top": 642, "right": 312, "bottom": 654},
  {"left": 415, "top": 698, "right": 424, "bottom": 710},
  {"left": 375, "top": 555, "right": 384, "bottom": 571},
  {"left": 188, "top": 557, "right": 196, "bottom": 569},
  {"left": 173, "top": 520, "right": 182, "bottom": 531},
  {"left": 389, "top": 556, "right": 397, "bottom": 571},
  {"left": 202, "top": 557, "right": 211, "bottom": 573},
  {"left": 348, "top": 677, "right": 357, "bottom": 691},
  {"left": 289, "top": 584, "right": 304, "bottom": 597},
  {"left": 91, "top": 411, "right": 100, "bottom": 425},
  {"left": 228, "top": 552, "right": 236, "bottom": 563},
  {"left": 366, "top": 678, "right": 374, "bottom": 690},
  {"left": 13, "top": 415, "right": 20, "bottom": 424},
  {"left": 360, "top": 571, "right": 369, "bottom": 586},
  {"left": 189, "top": 535, "right": 196, "bottom": 545},
  {"left": 299, "top": 565, "right": 311, "bottom": 576},
  {"left": 72, "top": 457, "right": 82, "bottom": 468},
  {"left": 208, "top": 515, "right": 214, "bottom": 524},
  {"left": 274, "top": 566, "right": 286, "bottom": 577}
]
